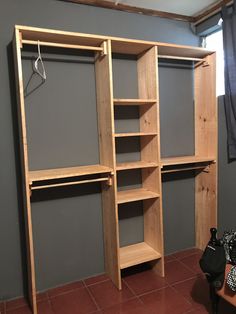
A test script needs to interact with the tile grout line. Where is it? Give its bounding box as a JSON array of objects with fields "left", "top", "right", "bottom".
[
  {"left": 47, "top": 297, "right": 57, "bottom": 314},
  {"left": 84, "top": 278, "right": 110, "bottom": 288},
  {"left": 123, "top": 275, "right": 171, "bottom": 300},
  {"left": 48, "top": 284, "right": 85, "bottom": 299},
  {"left": 85, "top": 282, "right": 102, "bottom": 312},
  {"left": 177, "top": 255, "right": 202, "bottom": 276},
  {"left": 121, "top": 279, "right": 145, "bottom": 305},
  {"left": 168, "top": 284, "right": 194, "bottom": 308}
]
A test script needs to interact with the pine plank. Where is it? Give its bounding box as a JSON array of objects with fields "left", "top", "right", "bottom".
[
  {"left": 117, "top": 188, "right": 159, "bottom": 204},
  {"left": 16, "top": 25, "right": 213, "bottom": 57},
  {"left": 29, "top": 164, "right": 113, "bottom": 183},
  {"left": 161, "top": 156, "right": 215, "bottom": 166},
  {"left": 113, "top": 99, "right": 156, "bottom": 106},
  {"left": 115, "top": 132, "right": 157, "bottom": 138},
  {"left": 95, "top": 39, "right": 121, "bottom": 289},
  {"left": 120, "top": 242, "right": 161, "bottom": 269},
  {"left": 116, "top": 161, "right": 158, "bottom": 171}
]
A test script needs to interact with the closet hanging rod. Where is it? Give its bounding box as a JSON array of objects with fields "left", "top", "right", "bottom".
[
  {"left": 22, "top": 39, "right": 104, "bottom": 52},
  {"left": 158, "top": 55, "right": 203, "bottom": 62},
  {"left": 30, "top": 177, "right": 109, "bottom": 191},
  {"left": 161, "top": 165, "right": 209, "bottom": 174}
]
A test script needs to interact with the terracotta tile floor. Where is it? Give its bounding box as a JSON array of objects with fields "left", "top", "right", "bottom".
[{"left": 2, "top": 248, "right": 236, "bottom": 314}]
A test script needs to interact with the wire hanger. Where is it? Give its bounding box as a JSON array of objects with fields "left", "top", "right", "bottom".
[{"left": 34, "top": 41, "right": 46, "bottom": 81}]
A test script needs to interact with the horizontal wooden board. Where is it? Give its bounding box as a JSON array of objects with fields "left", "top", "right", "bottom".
[
  {"left": 16, "top": 25, "right": 214, "bottom": 57},
  {"left": 115, "top": 132, "right": 157, "bottom": 138},
  {"left": 120, "top": 242, "right": 161, "bottom": 269},
  {"left": 29, "top": 164, "right": 113, "bottom": 183},
  {"left": 161, "top": 156, "right": 215, "bottom": 167},
  {"left": 116, "top": 161, "right": 158, "bottom": 171},
  {"left": 113, "top": 99, "right": 157, "bottom": 106},
  {"left": 117, "top": 188, "right": 159, "bottom": 204}
]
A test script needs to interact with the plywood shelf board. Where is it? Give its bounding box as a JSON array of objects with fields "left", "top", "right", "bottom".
[
  {"left": 116, "top": 161, "right": 158, "bottom": 171},
  {"left": 117, "top": 188, "right": 159, "bottom": 204},
  {"left": 16, "top": 25, "right": 214, "bottom": 58},
  {"left": 120, "top": 242, "right": 161, "bottom": 269},
  {"left": 29, "top": 164, "right": 113, "bottom": 183},
  {"left": 113, "top": 99, "right": 157, "bottom": 105},
  {"left": 161, "top": 156, "right": 215, "bottom": 166},
  {"left": 115, "top": 132, "right": 157, "bottom": 137}
]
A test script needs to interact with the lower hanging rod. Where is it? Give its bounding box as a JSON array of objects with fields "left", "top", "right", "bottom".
[
  {"left": 162, "top": 165, "right": 209, "bottom": 174},
  {"left": 30, "top": 177, "right": 109, "bottom": 190},
  {"left": 22, "top": 39, "right": 104, "bottom": 53}
]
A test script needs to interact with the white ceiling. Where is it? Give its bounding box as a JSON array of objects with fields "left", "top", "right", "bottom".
[{"left": 106, "top": 0, "right": 220, "bottom": 16}]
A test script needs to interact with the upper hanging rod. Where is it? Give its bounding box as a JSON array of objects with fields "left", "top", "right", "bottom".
[
  {"left": 22, "top": 39, "right": 106, "bottom": 54},
  {"left": 158, "top": 55, "right": 203, "bottom": 62}
]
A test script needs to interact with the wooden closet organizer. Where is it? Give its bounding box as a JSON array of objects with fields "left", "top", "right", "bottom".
[{"left": 13, "top": 25, "right": 217, "bottom": 314}]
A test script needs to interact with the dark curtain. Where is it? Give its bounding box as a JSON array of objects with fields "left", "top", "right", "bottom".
[{"left": 222, "top": 5, "right": 236, "bottom": 159}]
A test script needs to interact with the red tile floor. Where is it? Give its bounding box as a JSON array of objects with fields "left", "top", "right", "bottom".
[{"left": 1, "top": 248, "right": 236, "bottom": 314}]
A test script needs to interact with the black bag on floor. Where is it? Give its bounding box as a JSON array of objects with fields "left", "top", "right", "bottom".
[{"left": 199, "top": 228, "right": 226, "bottom": 290}]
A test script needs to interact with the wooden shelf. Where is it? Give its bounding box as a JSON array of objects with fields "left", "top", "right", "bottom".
[
  {"left": 116, "top": 161, "right": 158, "bottom": 171},
  {"left": 117, "top": 188, "right": 159, "bottom": 204},
  {"left": 29, "top": 164, "right": 113, "bottom": 184},
  {"left": 115, "top": 132, "right": 157, "bottom": 138},
  {"left": 161, "top": 156, "right": 215, "bottom": 167},
  {"left": 113, "top": 99, "right": 156, "bottom": 106},
  {"left": 17, "top": 25, "right": 213, "bottom": 57},
  {"left": 120, "top": 242, "right": 161, "bottom": 269}
]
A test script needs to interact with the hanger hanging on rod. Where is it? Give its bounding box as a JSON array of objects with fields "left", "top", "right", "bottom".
[{"left": 34, "top": 40, "right": 46, "bottom": 81}]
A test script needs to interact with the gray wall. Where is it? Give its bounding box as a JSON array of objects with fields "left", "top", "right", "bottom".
[
  {"left": 218, "top": 96, "right": 236, "bottom": 235},
  {"left": 0, "top": 0, "right": 199, "bottom": 300}
]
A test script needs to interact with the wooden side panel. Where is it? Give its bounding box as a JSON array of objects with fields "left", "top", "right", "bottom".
[
  {"left": 194, "top": 53, "right": 217, "bottom": 249},
  {"left": 13, "top": 28, "right": 37, "bottom": 314},
  {"left": 95, "top": 40, "right": 121, "bottom": 289},
  {"left": 137, "top": 46, "right": 164, "bottom": 276}
]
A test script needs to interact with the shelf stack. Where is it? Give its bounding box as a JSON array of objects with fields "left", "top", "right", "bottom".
[{"left": 112, "top": 46, "right": 164, "bottom": 281}]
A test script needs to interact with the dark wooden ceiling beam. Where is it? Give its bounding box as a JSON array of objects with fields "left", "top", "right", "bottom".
[
  {"left": 64, "top": 0, "right": 194, "bottom": 22},
  {"left": 62, "top": 0, "right": 234, "bottom": 25},
  {"left": 193, "top": 0, "right": 233, "bottom": 25}
]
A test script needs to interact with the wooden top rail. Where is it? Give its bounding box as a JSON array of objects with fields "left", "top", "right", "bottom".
[{"left": 22, "top": 39, "right": 105, "bottom": 53}]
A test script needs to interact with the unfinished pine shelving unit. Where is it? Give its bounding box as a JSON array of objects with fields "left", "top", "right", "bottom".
[{"left": 13, "top": 25, "right": 217, "bottom": 314}]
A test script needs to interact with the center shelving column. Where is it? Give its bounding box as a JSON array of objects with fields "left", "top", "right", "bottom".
[{"left": 112, "top": 46, "right": 164, "bottom": 286}]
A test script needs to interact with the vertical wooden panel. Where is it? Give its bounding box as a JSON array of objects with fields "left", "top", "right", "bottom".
[
  {"left": 13, "top": 28, "right": 37, "bottom": 314},
  {"left": 137, "top": 46, "right": 164, "bottom": 276},
  {"left": 195, "top": 53, "right": 217, "bottom": 249},
  {"left": 95, "top": 40, "right": 121, "bottom": 289}
]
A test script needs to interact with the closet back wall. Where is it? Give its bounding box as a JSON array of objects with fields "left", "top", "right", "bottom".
[{"left": 0, "top": 0, "right": 199, "bottom": 299}]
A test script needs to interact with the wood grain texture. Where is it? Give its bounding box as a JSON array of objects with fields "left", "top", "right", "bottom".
[
  {"left": 194, "top": 53, "right": 217, "bottom": 250},
  {"left": 161, "top": 156, "right": 215, "bottom": 166},
  {"left": 29, "top": 165, "right": 113, "bottom": 183},
  {"left": 13, "top": 28, "right": 37, "bottom": 314},
  {"left": 117, "top": 188, "right": 159, "bottom": 204},
  {"left": 138, "top": 46, "right": 164, "bottom": 277},
  {"left": 120, "top": 242, "right": 161, "bottom": 269},
  {"left": 116, "top": 161, "right": 158, "bottom": 171},
  {"left": 115, "top": 132, "right": 157, "bottom": 137},
  {"left": 95, "top": 40, "right": 121, "bottom": 289},
  {"left": 113, "top": 99, "right": 156, "bottom": 106},
  {"left": 16, "top": 25, "right": 214, "bottom": 58}
]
